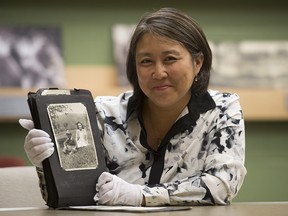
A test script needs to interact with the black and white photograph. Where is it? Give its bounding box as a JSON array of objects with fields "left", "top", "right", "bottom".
[
  {"left": 210, "top": 40, "right": 288, "bottom": 88},
  {"left": 0, "top": 26, "right": 65, "bottom": 88},
  {"left": 47, "top": 102, "right": 98, "bottom": 171}
]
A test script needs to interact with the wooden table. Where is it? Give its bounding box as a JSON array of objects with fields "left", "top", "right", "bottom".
[{"left": 0, "top": 202, "right": 288, "bottom": 216}]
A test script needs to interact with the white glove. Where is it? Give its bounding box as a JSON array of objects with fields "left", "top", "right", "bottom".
[
  {"left": 19, "top": 119, "right": 54, "bottom": 168},
  {"left": 94, "top": 172, "right": 143, "bottom": 206}
]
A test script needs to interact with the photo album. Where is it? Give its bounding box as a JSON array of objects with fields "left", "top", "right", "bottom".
[{"left": 27, "top": 88, "right": 107, "bottom": 208}]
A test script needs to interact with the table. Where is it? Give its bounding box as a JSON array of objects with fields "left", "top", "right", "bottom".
[{"left": 0, "top": 202, "right": 287, "bottom": 216}]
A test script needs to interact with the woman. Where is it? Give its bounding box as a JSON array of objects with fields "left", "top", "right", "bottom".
[
  {"left": 20, "top": 7, "right": 246, "bottom": 207},
  {"left": 75, "top": 122, "right": 88, "bottom": 148}
]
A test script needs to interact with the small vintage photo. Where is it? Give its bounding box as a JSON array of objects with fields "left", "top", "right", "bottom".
[{"left": 47, "top": 102, "right": 98, "bottom": 171}]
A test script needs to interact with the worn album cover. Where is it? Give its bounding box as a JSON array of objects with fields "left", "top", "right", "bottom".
[{"left": 27, "top": 88, "right": 107, "bottom": 208}]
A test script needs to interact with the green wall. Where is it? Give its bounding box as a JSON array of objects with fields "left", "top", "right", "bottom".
[
  {"left": 234, "top": 122, "right": 288, "bottom": 202},
  {"left": 0, "top": 0, "right": 288, "bottom": 202},
  {"left": 1, "top": 0, "right": 287, "bottom": 65}
]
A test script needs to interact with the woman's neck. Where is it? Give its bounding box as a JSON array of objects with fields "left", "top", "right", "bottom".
[{"left": 142, "top": 98, "right": 189, "bottom": 150}]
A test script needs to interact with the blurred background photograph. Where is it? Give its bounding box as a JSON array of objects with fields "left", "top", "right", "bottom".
[{"left": 0, "top": 26, "right": 65, "bottom": 88}]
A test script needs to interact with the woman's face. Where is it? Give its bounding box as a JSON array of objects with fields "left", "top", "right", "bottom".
[
  {"left": 77, "top": 123, "right": 82, "bottom": 129},
  {"left": 135, "top": 33, "right": 203, "bottom": 110}
]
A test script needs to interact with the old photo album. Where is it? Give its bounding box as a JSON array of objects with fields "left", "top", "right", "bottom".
[{"left": 27, "top": 88, "right": 107, "bottom": 208}]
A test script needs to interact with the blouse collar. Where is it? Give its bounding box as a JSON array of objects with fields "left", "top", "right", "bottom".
[{"left": 126, "top": 90, "right": 216, "bottom": 122}]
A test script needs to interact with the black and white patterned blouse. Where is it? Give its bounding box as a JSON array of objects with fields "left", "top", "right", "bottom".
[{"left": 94, "top": 89, "right": 247, "bottom": 206}]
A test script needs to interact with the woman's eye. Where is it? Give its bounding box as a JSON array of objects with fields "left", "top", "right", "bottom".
[
  {"left": 140, "top": 59, "right": 152, "bottom": 65},
  {"left": 165, "top": 56, "right": 177, "bottom": 62}
]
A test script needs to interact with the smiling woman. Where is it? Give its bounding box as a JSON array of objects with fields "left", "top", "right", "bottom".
[
  {"left": 20, "top": 7, "right": 246, "bottom": 207},
  {"left": 135, "top": 34, "right": 203, "bottom": 149}
]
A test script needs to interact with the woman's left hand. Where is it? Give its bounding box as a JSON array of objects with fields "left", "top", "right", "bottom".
[{"left": 94, "top": 172, "right": 143, "bottom": 206}]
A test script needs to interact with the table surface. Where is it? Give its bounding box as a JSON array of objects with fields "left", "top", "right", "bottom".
[{"left": 0, "top": 202, "right": 288, "bottom": 216}]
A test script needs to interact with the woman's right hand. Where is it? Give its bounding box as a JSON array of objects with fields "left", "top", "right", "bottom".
[{"left": 19, "top": 119, "right": 54, "bottom": 168}]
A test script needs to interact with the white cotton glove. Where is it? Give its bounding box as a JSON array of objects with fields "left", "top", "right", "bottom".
[
  {"left": 94, "top": 172, "right": 143, "bottom": 206},
  {"left": 19, "top": 119, "right": 54, "bottom": 168}
]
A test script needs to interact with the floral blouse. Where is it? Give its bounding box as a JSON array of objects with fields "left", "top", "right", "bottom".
[
  {"left": 37, "top": 89, "right": 246, "bottom": 206},
  {"left": 94, "top": 89, "right": 247, "bottom": 206}
]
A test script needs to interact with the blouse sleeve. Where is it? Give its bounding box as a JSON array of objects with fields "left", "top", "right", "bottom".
[
  {"left": 141, "top": 93, "right": 247, "bottom": 206},
  {"left": 35, "top": 167, "right": 48, "bottom": 203}
]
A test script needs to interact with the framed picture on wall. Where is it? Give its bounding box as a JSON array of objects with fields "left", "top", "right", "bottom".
[
  {"left": 0, "top": 26, "right": 65, "bottom": 88},
  {"left": 210, "top": 41, "right": 288, "bottom": 88}
]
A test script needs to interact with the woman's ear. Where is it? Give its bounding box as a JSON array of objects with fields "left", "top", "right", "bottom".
[{"left": 194, "top": 53, "right": 204, "bottom": 75}]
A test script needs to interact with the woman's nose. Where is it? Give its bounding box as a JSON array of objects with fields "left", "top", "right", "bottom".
[{"left": 152, "top": 62, "right": 168, "bottom": 79}]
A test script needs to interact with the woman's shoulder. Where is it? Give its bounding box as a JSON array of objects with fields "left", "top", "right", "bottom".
[
  {"left": 94, "top": 91, "right": 133, "bottom": 118},
  {"left": 94, "top": 90, "right": 133, "bottom": 104},
  {"left": 207, "top": 89, "right": 243, "bottom": 119},
  {"left": 208, "top": 89, "right": 240, "bottom": 105}
]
